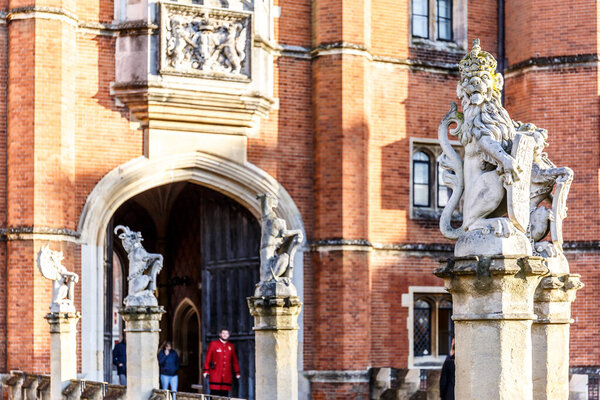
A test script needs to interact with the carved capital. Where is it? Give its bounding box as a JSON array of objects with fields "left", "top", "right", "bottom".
[
  {"left": 435, "top": 256, "right": 547, "bottom": 321},
  {"left": 45, "top": 312, "right": 81, "bottom": 333},
  {"left": 534, "top": 273, "right": 584, "bottom": 324},
  {"left": 247, "top": 296, "right": 301, "bottom": 330}
]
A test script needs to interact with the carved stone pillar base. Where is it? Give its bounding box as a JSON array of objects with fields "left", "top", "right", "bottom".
[
  {"left": 120, "top": 306, "right": 165, "bottom": 400},
  {"left": 435, "top": 256, "right": 548, "bottom": 400},
  {"left": 532, "top": 273, "right": 583, "bottom": 400},
  {"left": 45, "top": 312, "right": 81, "bottom": 400},
  {"left": 248, "top": 296, "right": 301, "bottom": 400}
]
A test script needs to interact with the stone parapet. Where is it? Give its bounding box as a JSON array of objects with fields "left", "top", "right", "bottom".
[
  {"left": 435, "top": 255, "right": 548, "bottom": 400},
  {"left": 532, "top": 274, "right": 583, "bottom": 400},
  {"left": 248, "top": 296, "right": 301, "bottom": 400}
]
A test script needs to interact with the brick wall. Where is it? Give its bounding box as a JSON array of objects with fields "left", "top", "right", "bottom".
[{"left": 0, "top": 1, "right": 598, "bottom": 398}]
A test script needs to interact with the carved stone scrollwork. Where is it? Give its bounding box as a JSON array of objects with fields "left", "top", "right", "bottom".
[{"left": 160, "top": 2, "right": 252, "bottom": 80}]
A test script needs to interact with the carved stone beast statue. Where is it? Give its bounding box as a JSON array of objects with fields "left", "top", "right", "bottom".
[{"left": 438, "top": 39, "right": 573, "bottom": 265}]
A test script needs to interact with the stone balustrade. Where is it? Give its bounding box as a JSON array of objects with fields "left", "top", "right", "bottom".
[{"left": 1, "top": 372, "right": 244, "bottom": 400}]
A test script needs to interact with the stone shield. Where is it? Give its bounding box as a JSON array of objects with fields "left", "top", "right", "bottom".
[
  {"left": 507, "top": 133, "right": 535, "bottom": 232},
  {"left": 551, "top": 178, "right": 571, "bottom": 248}
]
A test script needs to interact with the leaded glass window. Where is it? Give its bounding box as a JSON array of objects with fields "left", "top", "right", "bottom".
[
  {"left": 412, "top": 0, "right": 429, "bottom": 38},
  {"left": 414, "top": 298, "right": 432, "bottom": 357}
]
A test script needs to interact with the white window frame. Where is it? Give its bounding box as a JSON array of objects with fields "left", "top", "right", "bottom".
[
  {"left": 409, "top": 0, "right": 468, "bottom": 52},
  {"left": 401, "top": 286, "right": 452, "bottom": 369}
]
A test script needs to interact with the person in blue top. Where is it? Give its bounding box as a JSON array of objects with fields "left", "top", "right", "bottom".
[
  {"left": 112, "top": 338, "right": 127, "bottom": 386},
  {"left": 158, "top": 342, "right": 181, "bottom": 394}
]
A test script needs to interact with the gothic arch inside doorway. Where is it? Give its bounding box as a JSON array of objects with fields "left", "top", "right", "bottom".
[
  {"left": 173, "top": 298, "right": 201, "bottom": 391},
  {"left": 77, "top": 152, "right": 306, "bottom": 392}
]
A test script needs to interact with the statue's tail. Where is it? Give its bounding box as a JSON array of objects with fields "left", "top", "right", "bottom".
[{"left": 438, "top": 103, "right": 465, "bottom": 240}]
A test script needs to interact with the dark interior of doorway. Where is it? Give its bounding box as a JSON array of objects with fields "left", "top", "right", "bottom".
[{"left": 104, "top": 183, "right": 260, "bottom": 399}]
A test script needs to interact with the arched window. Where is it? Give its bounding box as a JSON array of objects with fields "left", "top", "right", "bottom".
[
  {"left": 410, "top": 292, "right": 454, "bottom": 367},
  {"left": 414, "top": 298, "right": 432, "bottom": 356},
  {"left": 413, "top": 151, "right": 431, "bottom": 207}
]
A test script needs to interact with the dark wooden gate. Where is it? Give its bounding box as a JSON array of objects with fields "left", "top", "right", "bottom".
[{"left": 201, "top": 190, "right": 260, "bottom": 400}]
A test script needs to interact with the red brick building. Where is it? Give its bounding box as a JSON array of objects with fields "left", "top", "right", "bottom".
[{"left": 0, "top": 0, "right": 598, "bottom": 398}]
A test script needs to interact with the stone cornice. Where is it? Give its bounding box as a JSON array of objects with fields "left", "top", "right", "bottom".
[
  {"left": 280, "top": 42, "right": 460, "bottom": 74},
  {"left": 0, "top": 226, "right": 80, "bottom": 242},
  {"left": 505, "top": 54, "right": 599, "bottom": 76},
  {"left": 303, "top": 370, "right": 369, "bottom": 383},
  {"left": 309, "top": 240, "right": 600, "bottom": 253},
  {"left": 6, "top": 6, "right": 78, "bottom": 26}
]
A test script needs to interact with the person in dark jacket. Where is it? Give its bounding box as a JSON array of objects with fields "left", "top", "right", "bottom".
[
  {"left": 112, "top": 338, "right": 127, "bottom": 386},
  {"left": 158, "top": 342, "right": 181, "bottom": 394},
  {"left": 440, "top": 337, "right": 455, "bottom": 400}
]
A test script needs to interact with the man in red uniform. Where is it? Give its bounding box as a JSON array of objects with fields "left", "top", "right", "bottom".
[{"left": 203, "top": 329, "right": 241, "bottom": 396}]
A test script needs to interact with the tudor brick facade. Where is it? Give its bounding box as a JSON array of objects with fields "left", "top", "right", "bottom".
[{"left": 0, "top": 0, "right": 598, "bottom": 398}]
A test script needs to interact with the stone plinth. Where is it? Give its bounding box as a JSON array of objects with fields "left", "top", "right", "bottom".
[
  {"left": 435, "top": 256, "right": 547, "bottom": 400},
  {"left": 120, "top": 306, "right": 165, "bottom": 400},
  {"left": 45, "top": 312, "right": 81, "bottom": 400},
  {"left": 248, "top": 296, "right": 301, "bottom": 400},
  {"left": 532, "top": 274, "right": 583, "bottom": 400}
]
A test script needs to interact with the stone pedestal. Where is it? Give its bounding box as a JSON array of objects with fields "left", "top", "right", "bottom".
[
  {"left": 248, "top": 296, "right": 301, "bottom": 400},
  {"left": 435, "top": 256, "right": 547, "bottom": 400},
  {"left": 120, "top": 306, "right": 165, "bottom": 400},
  {"left": 45, "top": 312, "right": 81, "bottom": 400},
  {"left": 532, "top": 274, "right": 583, "bottom": 400}
]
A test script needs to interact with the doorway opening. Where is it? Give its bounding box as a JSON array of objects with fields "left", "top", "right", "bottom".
[{"left": 104, "top": 183, "right": 260, "bottom": 398}]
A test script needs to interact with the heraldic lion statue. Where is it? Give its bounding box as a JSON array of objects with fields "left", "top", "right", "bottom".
[{"left": 438, "top": 39, "right": 573, "bottom": 268}]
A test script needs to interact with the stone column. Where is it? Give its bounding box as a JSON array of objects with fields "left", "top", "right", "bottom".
[
  {"left": 45, "top": 312, "right": 81, "bottom": 400},
  {"left": 248, "top": 296, "right": 301, "bottom": 400},
  {"left": 435, "top": 256, "right": 547, "bottom": 400},
  {"left": 120, "top": 306, "right": 165, "bottom": 400},
  {"left": 532, "top": 273, "right": 583, "bottom": 400}
]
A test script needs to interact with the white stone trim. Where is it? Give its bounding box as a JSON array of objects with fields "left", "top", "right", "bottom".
[
  {"left": 304, "top": 369, "right": 370, "bottom": 383},
  {"left": 402, "top": 285, "right": 449, "bottom": 369},
  {"left": 77, "top": 151, "right": 306, "bottom": 380}
]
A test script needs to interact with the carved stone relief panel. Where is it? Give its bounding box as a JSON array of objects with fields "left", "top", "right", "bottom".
[{"left": 160, "top": 2, "right": 252, "bottom": 80}]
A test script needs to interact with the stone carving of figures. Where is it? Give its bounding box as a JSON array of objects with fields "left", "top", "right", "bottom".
[
  {"left": 167, "top": 16, "right": 197, "bottom": 68},
  {"left": 218, "top": 21, "right": 246, "bottom": 74},
  {"left": 255, "top": 193, "right": 303, "bottom": 297},
  {"left": 162, "top": 5, "right": 250, "bottom": 77},
  {"left": 438, "top": 39, "right": 573, "bottom": 269},
  {"left": 114, "top": 225, "right": 164, "bottom": 307},
  {"left": 37, "top": 245, "right": 79, "bottom": 313}
]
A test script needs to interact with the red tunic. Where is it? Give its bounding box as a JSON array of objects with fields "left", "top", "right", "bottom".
[{"left": 203, "top": 339, "right": 241, "bottom": 391}]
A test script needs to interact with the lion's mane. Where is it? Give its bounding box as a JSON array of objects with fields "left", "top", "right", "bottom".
[{"left": 458, "top": 83, "right": 515, "bottom": 148}]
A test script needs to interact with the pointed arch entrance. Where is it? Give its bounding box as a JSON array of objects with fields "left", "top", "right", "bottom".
[{"left": 77, "top": 152, "right": 305, "bottom": 394}]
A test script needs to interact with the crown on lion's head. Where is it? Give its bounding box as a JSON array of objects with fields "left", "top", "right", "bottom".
[
  {"left": 456, "top": 39, "right": 514, "bottom": 144},
  {"left": 459, "top": 39, "right": 497, "bottom": 76}
]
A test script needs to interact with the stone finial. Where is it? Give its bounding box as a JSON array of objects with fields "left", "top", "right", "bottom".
[
  {"left": 438, "top": 39, "right": 573, "bottom": 269},
  {"left": 255, "top": 193, "right": 304, "bottom": 297},
  {"left": 37, "top": 245, "right": 79, "bottom": 313},
  {"left": 114, "top": 225, "right": 163, "bottom": 307}
]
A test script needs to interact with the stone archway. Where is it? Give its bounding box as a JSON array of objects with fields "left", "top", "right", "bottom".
[{"left": 77, "top": 152, "right": 305, "bottom": 380}]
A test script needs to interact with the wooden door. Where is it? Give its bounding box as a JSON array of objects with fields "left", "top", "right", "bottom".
[{"left": 201, "top": 190, "right": 260, "bottom": 400}]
